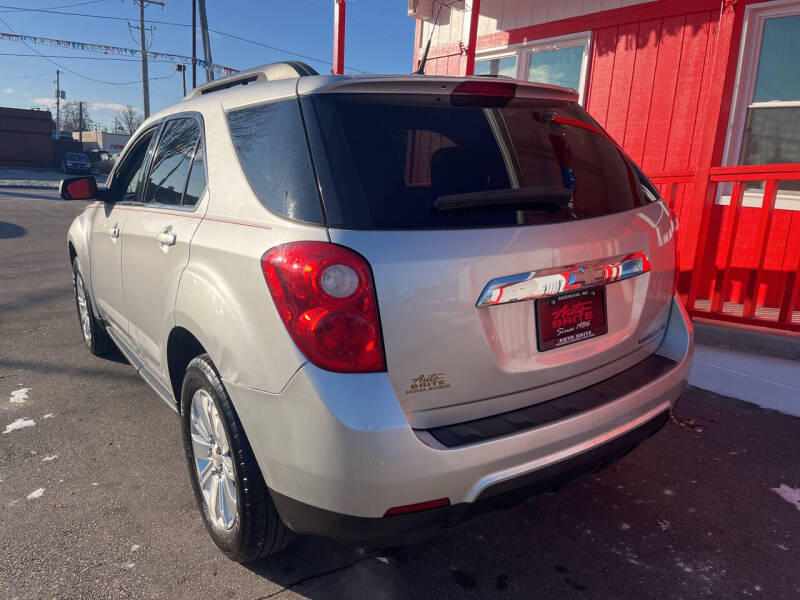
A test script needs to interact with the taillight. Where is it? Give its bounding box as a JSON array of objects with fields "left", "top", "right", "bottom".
[{"left": 261, "top": 241, "right": 386, "bottom": 373}]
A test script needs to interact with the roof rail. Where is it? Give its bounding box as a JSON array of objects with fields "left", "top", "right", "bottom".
[{"left": 186, "top": 61, "right": 318, "bottom": 99}]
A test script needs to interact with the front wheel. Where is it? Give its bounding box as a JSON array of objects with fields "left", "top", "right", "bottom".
[
  {"left": 72, "top": 257, "right": 114, "bottom": 355},
  {"left": 181, "top": 354, "right": 294, "bottom": 562}
]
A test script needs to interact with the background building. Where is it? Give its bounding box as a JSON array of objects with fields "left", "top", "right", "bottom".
[
  {"left": 0, "top": 107, "right": 53, "bottom": 168},
  {"left": 71, "top": 130, "right": 131, "bottom": 153},
  {"left": 409, "top": 0, "right": 800, "bottom": 334}
]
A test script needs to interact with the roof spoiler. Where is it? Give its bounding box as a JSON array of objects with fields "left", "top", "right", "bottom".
[{"left": 185, "top": 61, "right": 318, "bottom": 99}]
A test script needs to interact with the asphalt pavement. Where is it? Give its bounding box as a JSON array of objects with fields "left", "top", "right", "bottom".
[{"left": 1, "top": 188, "right": 799, "bottom": 600}]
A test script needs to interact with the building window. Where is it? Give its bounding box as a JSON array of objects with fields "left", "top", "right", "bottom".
[
  {"left": 475, "top": 32, "right": 591, "bottom": 103},
  {"left": 724, "top": 0, "right": 800, "bottom": 205},
  {"left": 475, "top": 56, "right": 517, "bottom": 78},
  {"left": 528, "top": 46, "right": 585, "bottom": 90}
]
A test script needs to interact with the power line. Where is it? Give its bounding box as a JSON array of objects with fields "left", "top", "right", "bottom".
[
  {"left": 0, "top": 3, "right": 369, "bottom": 73},
  {"left": 0, "top": 16, "right": 176, "bottom": 85},
  {"left": 0, "top": 0, "right": 107, "bottom": 12}
]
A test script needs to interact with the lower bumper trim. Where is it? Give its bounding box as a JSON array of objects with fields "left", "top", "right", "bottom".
[{"left": 269, "top": 409, "right": 670, "bottom": 547}]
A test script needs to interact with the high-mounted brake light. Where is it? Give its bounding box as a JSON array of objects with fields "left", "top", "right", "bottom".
[
  {"left": 261, "top": 242, "right": 386, "bottom": 373},
  {"left": 451, "top": 81, "right": 516, "bottom": 106}
]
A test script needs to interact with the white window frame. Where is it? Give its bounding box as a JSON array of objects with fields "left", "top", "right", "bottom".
[
  {"left": 722, "top": 0, "right": 800, "bottom": 169},
  {"left": 474, "top": 31, "right": 592, "bottom": 104}
]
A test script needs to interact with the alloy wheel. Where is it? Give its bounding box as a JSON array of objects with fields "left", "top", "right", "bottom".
[{"left": 190, "top": 389, "right": 238, "bottom": 531}]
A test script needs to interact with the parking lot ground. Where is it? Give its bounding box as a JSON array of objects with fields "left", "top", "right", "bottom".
[{"left": 1, "top": 189, "right": 799, "bottom": 600}]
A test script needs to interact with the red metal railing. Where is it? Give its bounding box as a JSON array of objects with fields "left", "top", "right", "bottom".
[{"left": 650, "top": 164, "right": 800, "bottom": 333}]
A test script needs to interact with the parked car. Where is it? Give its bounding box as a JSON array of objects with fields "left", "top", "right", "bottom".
[
  {"left": 62, "top": 62, "right": 693, "bottom": 563},
  {"left": 62, "top": 152, "right": 92, "bottom": 175}
]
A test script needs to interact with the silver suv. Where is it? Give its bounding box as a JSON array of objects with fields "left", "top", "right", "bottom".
[{"left": 63, "top": 62, "right": 693, "bottom": 562}]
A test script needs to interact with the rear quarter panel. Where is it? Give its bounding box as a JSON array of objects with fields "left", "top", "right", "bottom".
[{"left": 174, "top": 101, "right": 329, "bottom": 393}]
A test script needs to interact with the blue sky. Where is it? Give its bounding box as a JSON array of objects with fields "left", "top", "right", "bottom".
[{"left": 0, "top": 0, "right": 416, "bottom": 129}]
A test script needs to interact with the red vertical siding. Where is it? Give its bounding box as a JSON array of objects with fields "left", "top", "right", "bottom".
[{"left": 622, "top": 20, "right": 661, "bottom": 166}]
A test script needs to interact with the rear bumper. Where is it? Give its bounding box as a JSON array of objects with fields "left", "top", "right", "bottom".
[
  {"left": 226, "top": 294, "right": 692, "bottom": 544},
  {"left": 269, "top": 409, "right": 669, "bottom": 546}
]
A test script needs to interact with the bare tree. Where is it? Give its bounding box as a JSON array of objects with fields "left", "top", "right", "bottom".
[
  {"left": 61, "top": 101, "right": 94, "bottom": 132},
  {"left": 113, "top": 105, "right": 143, "bottom": 135}
]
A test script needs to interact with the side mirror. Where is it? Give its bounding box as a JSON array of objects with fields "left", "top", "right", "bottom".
[{"left": 59, "top": 176, "right": 98, "bottom": 201}]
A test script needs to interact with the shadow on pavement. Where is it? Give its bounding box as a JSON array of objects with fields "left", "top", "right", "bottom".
[{"left": 0, "top": 221, "right": 27, "bottom": 239}]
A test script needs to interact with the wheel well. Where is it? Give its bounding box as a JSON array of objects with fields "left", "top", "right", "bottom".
[
  {"left": 167, "top": 327, "right": 206, "bottom": 410},
  {"left": 68, "top": 242, "right": 77, "bottom": 264}
]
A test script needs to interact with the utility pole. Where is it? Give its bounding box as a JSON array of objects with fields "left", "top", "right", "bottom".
[
  {"left": 78, "top": 101, "right": 84, "bottom": 145},
  {"left": 197, "top": 0, "right": 213, "bottom": 82},
  {"left": 191, "top": 0, "right": 196, "bottom": 88},
  {"left": 131, "top": 0, "right": 164, "bottom": 119},
  {"left": 54, "top": 69, "right": 61, "bottom": 136}
]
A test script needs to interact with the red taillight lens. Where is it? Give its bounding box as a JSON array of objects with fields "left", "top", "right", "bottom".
[
  {"left": 261, "top": 241, "right": 386, "bottom": 373},
  {"left": 451, "top": 81, "right": 516, "bottom": 106}
]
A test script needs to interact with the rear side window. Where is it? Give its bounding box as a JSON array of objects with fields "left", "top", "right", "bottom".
[
  {"left": 306, "top": 95, "right": 650, "bottom": 229},
  {"left": 183, "top": 143, "right": 206, "bottom": 207},
  {"left": 227, "top": 100, "right": 323, "bottom": 224},
  {"left": 143, "top": 117, "right": 202, "bottom": 207}
]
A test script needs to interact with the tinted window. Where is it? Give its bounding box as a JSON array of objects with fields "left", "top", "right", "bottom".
[
  {"left": 144, "top": 118, "right": 201, "bottom": 206},
  {"left": 114, "top": 128, "right": 157, "bottom": 203},
  {"left": 183, "top": 143, "right": 206, "bottom": 206},
  {"left": 307, "top": 95, "right": 649, "bottom": 229},
  {"left": 227, "top": 100, "right": 323, "bottom": 224}
]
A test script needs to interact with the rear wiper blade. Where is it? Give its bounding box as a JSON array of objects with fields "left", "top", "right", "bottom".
[{"left": 433, "top": 186, "right": 573, "bottom": 212}]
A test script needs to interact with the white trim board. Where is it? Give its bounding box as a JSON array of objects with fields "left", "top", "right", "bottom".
[{"left": 689, "top": 344, "right": 800, "bottom": 417}]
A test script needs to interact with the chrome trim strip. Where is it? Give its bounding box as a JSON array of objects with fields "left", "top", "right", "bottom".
[{"left": 476, "top": 252, "right": 651, "bottom": 308}]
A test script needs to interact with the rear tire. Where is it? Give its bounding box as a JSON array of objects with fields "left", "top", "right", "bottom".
[
  {"left": 71, "top": 257, "right": 114, "bottom": 356},
  {"left": 180, "top": 354, "right": 294, "bottom": 562}
]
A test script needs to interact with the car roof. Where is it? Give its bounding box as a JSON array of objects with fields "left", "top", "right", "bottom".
[{"left": 139, "top": 61, "right": 578, "bottom": 131}]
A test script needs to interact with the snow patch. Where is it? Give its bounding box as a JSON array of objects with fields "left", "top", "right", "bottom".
[
  {"left": 9, "top": 388, "right": 30, "bottom": 404},
  {"left": 131, "top": 544, "right": 140, "bottom": 552},
  {"left": 772, "top": 484, "right": 800, "bottom": 512},
  {"left": 26, "top": 488, "right": 44, "bottom": 500},
  {"left": 42, "top": 455, "right": 58, "bottom": 462},
  {"left": 620, "top": 523, "right": 631, "bottom": 531},
  {"left": 123, "top": 561, "right": 135, "bottom": 569},
  {"left": 3, "top": 417, "right": 34, "bottom": 434},
  {"left": 42, "top": 413, "right": 53, "bottom": 419}
]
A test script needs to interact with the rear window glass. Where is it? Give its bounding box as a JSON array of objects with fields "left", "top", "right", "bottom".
[
  {"left": 227, "top": 100, "right": 323, "bottom": 224},
  {"left": 306, "top": 95, "right": 651, "bottom": 229}
]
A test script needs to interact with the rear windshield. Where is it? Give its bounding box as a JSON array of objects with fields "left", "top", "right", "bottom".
[{"left": 305, "top": 94, "right": 654, "bottom": 229}]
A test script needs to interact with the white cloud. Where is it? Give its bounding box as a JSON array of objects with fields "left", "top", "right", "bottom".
[
  {"left": 33, "top": 97, "right": 56, "bottom": 107},
  {"left": 1, "top": 88, "right": 14, "bottom": 94},
  {"left": 91, "top": 102, "right": 140, "bottom": 113}
]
